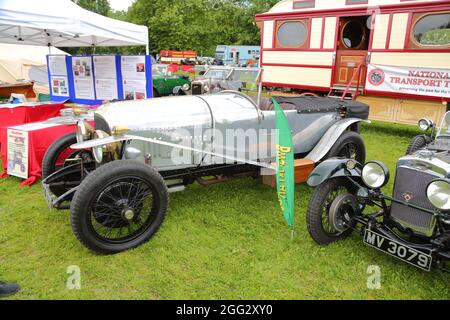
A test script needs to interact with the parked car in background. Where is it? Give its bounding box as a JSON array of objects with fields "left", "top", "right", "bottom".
[
  {"left": 306, "top": 112, "right": 450, "bottom": 272},
  {"left": 152, "top": 64, "right": 191, "bottom": 97},
  {"left": 191, "top": 66, "right": 250, "bottom": 95}
]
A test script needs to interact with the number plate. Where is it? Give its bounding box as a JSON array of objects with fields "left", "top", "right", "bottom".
[{"left": 363, "top": 229, "right": 432, "bottom": 271}]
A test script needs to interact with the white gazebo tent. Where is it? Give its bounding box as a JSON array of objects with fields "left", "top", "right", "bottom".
[{"left": 0, "top": 0, "right": 149, "bottom": 53}]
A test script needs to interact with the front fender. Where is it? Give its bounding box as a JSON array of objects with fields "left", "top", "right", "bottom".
[
  {"left": 305, "top": 118, "right": 370, "bottom": 163},
  {"left": 307, "top": 158, "right": 362, "bottom": 187},
  {"left": 71, "top": 135, "right": 131, "bottom": 149}
]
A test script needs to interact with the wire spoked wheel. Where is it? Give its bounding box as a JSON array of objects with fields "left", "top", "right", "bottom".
[
  {"left": 337, "top": 142, "right": 359, "bottom": 161},
  {"left": 307, "top": 178, "right": 358, "bottom": 245},
  {"left": 320, "top": 186, "right": 349, "bottom": 235},
  {"left": 90, "top": 177, "right": 157, "bottom": 243},
  {"left": 326, "top": 131, "right": 366, "bottom": 164},
  {"left": 70, "top": 160, "right": 169, "bottom": 254}
]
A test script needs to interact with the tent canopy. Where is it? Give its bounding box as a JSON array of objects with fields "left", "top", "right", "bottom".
[
  {"left": 0, "top": 43, "right": 67, "bottom": 84},
  {"left": 0, "top": 0, "right": 148, "bottom": 50}
]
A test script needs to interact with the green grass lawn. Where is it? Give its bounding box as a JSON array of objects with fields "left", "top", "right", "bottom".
[{"left": 0, "top": 121, "right": 449, "bottom": 300}]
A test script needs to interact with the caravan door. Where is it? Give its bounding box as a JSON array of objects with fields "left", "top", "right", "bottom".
[{"left": 334, "top": 16, "right": 372, "bottom": 87}]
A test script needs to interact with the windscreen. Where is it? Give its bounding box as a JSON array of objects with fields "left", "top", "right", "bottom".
[{"left": 437, "top": 111, "right": 450, "bottom": 137}]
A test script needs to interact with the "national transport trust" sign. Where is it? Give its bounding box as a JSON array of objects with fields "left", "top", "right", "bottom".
[{"left": 365, "top": 64, "right": 450, "bottom": 99}]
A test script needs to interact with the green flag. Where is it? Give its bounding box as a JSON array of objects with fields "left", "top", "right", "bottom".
[{"left": 273, "top": 98, "right": 295, "bottom": 228}]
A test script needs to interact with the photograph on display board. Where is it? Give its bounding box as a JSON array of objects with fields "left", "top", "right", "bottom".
[{"left": 72, "top": 57, "right": 95, "bottom": 100}]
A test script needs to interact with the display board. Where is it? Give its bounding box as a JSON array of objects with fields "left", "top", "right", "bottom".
[
  {"left": 47, "top": 55, "right": 71, "bottom": 102},
  {"left": 120, "top": 55, "right": 154, "bottom": 100},
  {"left": 47, "top": 55, "right": 153, "bottom": 104}
]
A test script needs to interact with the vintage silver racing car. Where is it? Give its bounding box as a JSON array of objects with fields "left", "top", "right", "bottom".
[
  {"left": 306, "top": 112, "right": 450, "bottom": 272},
  {"left": 191, "top": 66, "right": 247, "bottom": 95},
  {"left": 42, "top": 68, "right": 370, "bottom": 254}
]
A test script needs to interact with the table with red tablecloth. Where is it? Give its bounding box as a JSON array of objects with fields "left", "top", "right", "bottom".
[
  {"left": 0, "top": 122, "right": 78, "bottom": 186},
  {"left": 0, "top": 102, "right": 67, "bottom": 128}
]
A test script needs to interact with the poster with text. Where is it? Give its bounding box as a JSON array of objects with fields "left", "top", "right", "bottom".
[
  {"left": 94, "top": 56, "right": 117, "bottom": 79},
  {"left": 96, "top": 79, "right": 119, "bottom": 101},
  {"left": 121, "top": 56, "right": 146, "bottom": 80},
  {"left": 123, "top": 79, "right": 147, "bottom": 100},
  {"left": 7, "top": 129, "right": 28, "bottom": 179},
  {"left": 48, "top": 55, "right": 67, "bottom": 76},
  {"left": 72, "top": 57, "right": 95, "bottom": 100},
  {"left": 366, "top": 64, "right": 450, "bottom": 99},
  {"left": 93, "top": 56, "right": 118, "bottom": 100}
]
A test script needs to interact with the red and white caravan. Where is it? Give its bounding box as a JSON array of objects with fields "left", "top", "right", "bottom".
[{"left": 256, "top": 0, "right": 450, "bottom": 124}]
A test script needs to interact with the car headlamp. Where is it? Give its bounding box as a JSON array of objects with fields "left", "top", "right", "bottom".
[
  {"left": 362, "top": 161, "right": 390, "bottom": 189},
  {"left": 92, "top": 145, "right": 103, "bottom": 163},
  {"left": 427, "top": 180, "right": 450, "bottom": 211},
  {"left": 418, "top": 118, "right": 433, "bottom": 132},
  {"left": 92, "top": 130, "right": 114, "bottom": 164},
  {"left": 182, "top": 83, "right": 190, "bottom": 91},
  {"left": 76, "top": 120, "right": 94, "bottom": 143},
  {"left": 203, "top": 84, "right": 210, "bottom": 92}
]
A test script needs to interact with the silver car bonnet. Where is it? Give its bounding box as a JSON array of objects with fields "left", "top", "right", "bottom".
[
  {"left": 94, "top": 95, "right": 213, "bottom": 132},
  {"left": 398, "top": 151, "right": 450, "bottom": 178}
]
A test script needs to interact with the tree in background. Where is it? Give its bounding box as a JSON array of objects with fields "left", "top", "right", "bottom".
[
  {"left": 127, "top": 0, "right": 278, "bottom": 56},
  {"left": 72, "top": 0, "right": 111, "bottom": 16},
  {"left": 66, "top": 0, "right": 278, "bottom": 56}
]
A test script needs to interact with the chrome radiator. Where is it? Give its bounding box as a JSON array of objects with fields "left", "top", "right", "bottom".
[
  {"left": 390, "top": 166, "right": 438, "bottom": 237},
  {"left": 192, "top": 83, "right": 203, "bottom": 95}
]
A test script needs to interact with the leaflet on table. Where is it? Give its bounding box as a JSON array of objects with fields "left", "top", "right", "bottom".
[
  {"left": 72, "top": 57, "right": 95, "bottom": 100},
  {"left": 121, "top": 56, "right": 146, "bottom": 80},
  {"left": 93, "top": 56, "right": 118, "bottom": 100},
  {"left": 48, "top": 55, "right": 68, "bottom": 76},
  {"left": 6, "top": 129, "right": 29, "bottom": 179},
  {"left": 123, "top": 79, "right": 147, "bottom": 100}
]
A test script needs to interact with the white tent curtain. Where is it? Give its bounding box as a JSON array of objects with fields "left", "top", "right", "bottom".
[{"left": 0, "top": 0, "right": 149, "bottom": 52}]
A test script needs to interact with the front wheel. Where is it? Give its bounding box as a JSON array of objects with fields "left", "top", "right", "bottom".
[
  {"left": 42, "top": 133, "right": 78, "bottom": 179},
  {"left": 70, "top": 160, "right": 169, "bottom": 255},
  {"left": 406, "top": 135, "right": 430, "bottom": 155},
  {"left": 306, "top": 178, "right": 359, "bottom": 245}
]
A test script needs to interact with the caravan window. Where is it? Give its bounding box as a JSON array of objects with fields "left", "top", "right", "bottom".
[
  {"left": 412, "top": 12, "right": 450, "bottom": 47},
  {"left": 342, "top": 20, "right": 366, "bottom": 49},
  {"left": 276, "top": 20, "right": 309, "bottom": 48}
]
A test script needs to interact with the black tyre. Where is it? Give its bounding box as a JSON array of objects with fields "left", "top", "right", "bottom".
[
  {"left": 406, "top": 135, "right": 430, "bottom": 155},
  {"left": 152, "top": 88, "right": 159, "bottom": 98},
  {"left": 326, "top": 131, "right": 366, "bottom": 163},
  {"left": 42, "top": 133, "right": 78, "bottom": 179},
  {"left": 70, "top": 160, "right": 169, "bottom": 255},
  {"left": 307, "top": 178, "right": 359, "bottom": 245}
]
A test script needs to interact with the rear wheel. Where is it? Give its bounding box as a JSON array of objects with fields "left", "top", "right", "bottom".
[
  {"left": 70, "top": 160, "right": 169, "bottom": 255},
  {"left": 326, "top": 131, "right": 366, "bottom": 163},
  {"left": 306, "top": 178, "right": 359, "bottom": 245}
]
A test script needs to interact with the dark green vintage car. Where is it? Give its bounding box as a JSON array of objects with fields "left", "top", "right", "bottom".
[{"left": 152, "top": 64, "right": 191, "bottom": 97}]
